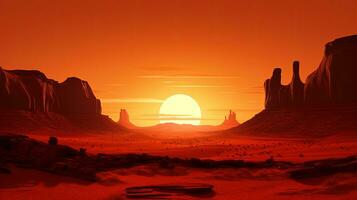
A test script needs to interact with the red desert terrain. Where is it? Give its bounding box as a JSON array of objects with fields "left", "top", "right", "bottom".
[{"left": 1, "top": 35, "right": 357, "bottom": 199}]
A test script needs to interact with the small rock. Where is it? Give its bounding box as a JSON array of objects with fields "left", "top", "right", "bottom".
[{"left": 48, "top": 136, "right": 58, "bottom": 146}]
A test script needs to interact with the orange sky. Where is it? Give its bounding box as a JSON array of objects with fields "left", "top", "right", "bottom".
[{"left": 1, "top": 0, "right": 357, "bottom": 126}]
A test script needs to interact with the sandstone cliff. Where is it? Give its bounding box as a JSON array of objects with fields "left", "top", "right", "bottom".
[
  {"left": 233, "top": 35, "right": 357, "bottom": 136},
  {"left": 264, "top": 61, "right": 305, "bottom": 110},
  {"left": 0, "top": 68, "right": 101, "bottom": 114},
  {"left": 264, "top": 35, "right": 357, "bottom": 109},
  {"left": 0, "top": 68, "right": 120, "bottom": 132},
  {"left": 305, "top": 35, "right": 357, "bottom": 105}
]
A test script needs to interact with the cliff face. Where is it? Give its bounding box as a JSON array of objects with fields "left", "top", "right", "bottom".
[
  {"left": 264, "top": 35, "right": 357, "bottom": 110},
  {"left": 305, "top": 35, "right": 357, "bottom": 105},
  {"left": 264, "top": 61, "right": 304, "bottom": 110},
  {"left": 0, "top": 68, "right": 101, "bottom": 115},
  {"left": 57, "top": 77, "right": 101, "bottom": 114}
]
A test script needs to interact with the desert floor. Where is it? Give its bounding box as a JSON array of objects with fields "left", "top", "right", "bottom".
[{"left": 1, "top": 130, "right": 357, "bottom": 199}]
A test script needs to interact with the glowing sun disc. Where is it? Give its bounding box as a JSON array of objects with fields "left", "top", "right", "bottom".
[{"left": 159, "top": 94, "right": 202, "bottom": 125}]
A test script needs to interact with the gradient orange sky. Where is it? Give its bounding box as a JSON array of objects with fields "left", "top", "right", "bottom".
[{"left": 1, "top": 0, "right": 357, "bottom": 126}]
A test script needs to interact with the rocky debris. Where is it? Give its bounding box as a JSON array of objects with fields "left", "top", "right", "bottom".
[
  {"left": 0, "top": 67, "right": 101, "bottom": 114},
  {"left": 125, "top": 183, "right": 214, "bottom": 199},
  {"left": 289, "top": 155, "right": 357, "bottom": 180},
  {"left": 2, "top": 134, "right": 356, "bottom": 182},
  {"left": 0, "top": 134, "right": 294, "bottom": 181},
  {"left": 0, "top": 134, "right": 94, "bottom": 181},
  {"left": 118, "top": 109, "right": 135, "bottom": 128},
  {"left": 264, "top": 35, "right": 357, "bottom": 110}
]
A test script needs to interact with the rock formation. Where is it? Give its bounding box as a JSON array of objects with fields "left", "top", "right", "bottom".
[
  {"left": 0, "top": 67, "right": 101, "bottom": 114},
  {"left": 0, "top": 68, "right": 121, "bottom": 132},
  {"left": 264, "top": 68, "right": 282, "bottom": 109},
  {"left": 118, "top": 109, "right": 135, "bottom": 128},
  {"left": 221, "top": 110, "right": 239, "bottom": 128},
  {"left": 305, "top": 35, "right": 357, "bottom": 105},
  {"left": 233, "top": 35, "right": 357, "bottom": 136},
  {"left": 57, "top": 77, "right": 101, "bottom": 114},
  {"left": 264, "top": 35, "right": 357, "bottom": 109},
  {"left": 290, "top": 61, "right": 304, "bottom": 106},
  {"left": 264, "top": 61, "right": 305, "bottom": 110}
]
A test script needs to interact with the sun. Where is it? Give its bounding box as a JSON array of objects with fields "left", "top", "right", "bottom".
[{"left": 159, "top": 94, "right": 202, "bottom": 125}]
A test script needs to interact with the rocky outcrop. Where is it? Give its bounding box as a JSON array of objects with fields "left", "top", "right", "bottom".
[
  {"left": 264, "top": 61, "right": 305, "bottom": 110},
  {"left": 118, "top": 109, "right": 134, "bottom": 128},
  {"left": 305, "top": 35, "right": 357, "bottom": 105},
  {"left": 0, "top": 69, "right": 59, "bottom": 112},
  {"left": 221, "top": 110, "right": 239, "bottom": 128},
  {"left": 290, "top": 61, "right": 304, "bottom": 106},
  {"left": 264, "top": 35, "right": 357, "bottom": 109},
  {"left": 0, "top": 67, "right": 101, "bottom": 114},
  {"left": 264, "top": 68, "right": 282, "bottom": 109},
  {"left": 234, "top": 35, "right": 357, "bottom": 136},
  {"left": 57, "top": 77, "right": 101, "bottom": 114}
]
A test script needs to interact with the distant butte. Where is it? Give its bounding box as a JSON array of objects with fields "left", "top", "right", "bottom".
[
  {"left": 221, "top": 110, "right": 239, "bottom": 128},
  {"left": 118, "top": 109, "right": 135, "bottom": 128},
  {"left": 120, "top": 109, "right": 239, "bottom": 134}
]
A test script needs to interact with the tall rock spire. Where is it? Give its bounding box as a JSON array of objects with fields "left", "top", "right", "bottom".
[
  {"left": 118, "top": 109, "right": 134, "bottom": 128},
  {"left": 290, "top": 61, "right": 304, "bottom": 106},
  {"left": 264, "top": 68, "right": 282, "bottom": 109}
]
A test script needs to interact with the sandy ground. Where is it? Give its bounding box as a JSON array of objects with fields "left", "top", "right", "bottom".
[
  {"left": 28, "top": 131, "right": 357, "bottom": 162},
  {"left": 1, "top": 164, "right": 357, "bottom": 200},
  {"left": 1, "top": 130, "right": 357, "bottom": 199}
]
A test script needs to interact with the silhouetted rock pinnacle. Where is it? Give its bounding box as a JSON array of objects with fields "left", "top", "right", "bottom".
[
  {"left": 221, "top": 110, "right": 239, "bottom": 128},
  {"left": 290, "top": 61, "right": 304, "bottom": 106},
  {"left": 264, "top": 68, "right": 282, "bottom": 109},
  {"left": 118, "top": 109, "right": 134, "bottom": 128}
]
